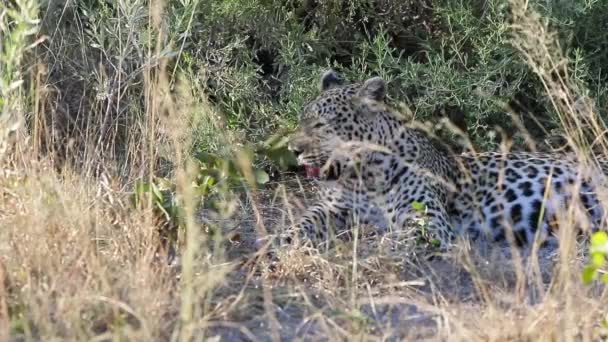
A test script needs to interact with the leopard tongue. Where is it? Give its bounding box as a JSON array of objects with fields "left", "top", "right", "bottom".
[{"left": 304, "top": 165, "right": 321, "bottom": 178}]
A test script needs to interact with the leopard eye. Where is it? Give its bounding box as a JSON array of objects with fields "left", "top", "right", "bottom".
[{"left": 312, "top": 122, "right": 325, "bottom": 129}]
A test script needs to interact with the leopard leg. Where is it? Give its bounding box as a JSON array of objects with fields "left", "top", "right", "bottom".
[
  {"left": 254, "top": 198, "right": 347, "bottom": 254},
  {"left": 421, "top": 197, "right": 454, "bottom": 246},
  {"left": 283, "top": 186, "right": 387, "bottom": 247},
  {"left": 291, "top": 202, "right": 349, "bottom": 245}
]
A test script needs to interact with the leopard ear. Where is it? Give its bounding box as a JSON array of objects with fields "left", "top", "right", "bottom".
[
  {"left": 320, "top": 69, "right": 343, "bottom": 91},
  {"left": 358, "top": 76, "right": 386, "bottom": 101}
]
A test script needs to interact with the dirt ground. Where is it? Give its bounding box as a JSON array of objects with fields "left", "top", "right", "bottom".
[{"left": 194, "top": 173, "right": 604, "bottom": 341}]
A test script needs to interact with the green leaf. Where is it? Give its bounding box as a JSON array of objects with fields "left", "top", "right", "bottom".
[
  {"left": 200, "top": 175, "right": 216, "bottom": 189},
  {"left": 132, "top": 181, "right": 154, "bottom": 207},
  {"left": 134, "top": 180, "right": 150, "bottom": 197},
  {"left": 415, "top": 218, "right": 428, "bottom": 228},
  {"left": 582, "top": 265, "right": 598, "bottom": 284},
  {"left": 150, "top": 182, "right": 164, "bottom": 204},
  {"left": 602, "top": 273, "right": 608, "bottom": 284},
  {"left": 262, "top": 132, "right": 291, "bottom": 149},
  {"left": 411, "top": 201, "right": 426, "bottom": 212},
  {"left": 591, "top": 252, "right": 606, "bottom": 268},
  {"left": 198, "top": 168, "right": 221, "bottom": 182},
  {"left": 591, "top": 231, "right": 608, "bottom": 246},
  {"left": 254, "top": 169, "right": 270, "bottom": 185},
  {"left": 195, "top": 151, "right": 219, "bottom": 166},
  {"left": 263, "top": 146, "right": 298, "bottom": 170},
  {"left": 155, "top": 202, "right": 172, "bottom": 221}
]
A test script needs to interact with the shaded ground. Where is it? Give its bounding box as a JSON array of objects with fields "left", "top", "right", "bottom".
[{"left": 195, "top": 173, "right": 596, "bottom": 341}]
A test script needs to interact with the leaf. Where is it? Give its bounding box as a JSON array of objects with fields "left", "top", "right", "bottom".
[
  {"left": 198, "top": 168, "right": 221, "bottom": 182},
  {"left": 261, "top": 128, "right": 294, "bottom": 147},
  {"left": 262, "top": 133, "right": 291, "bottom": 149},
  {"left": 134, "top": 180, "right": 150, "bottom": 196},
  {"left": 415, "top": 217, "right": 428, "bottom": 228},
  {"left": 132, "top": 181, "right": 152, "bottom": 207},
  {"left": 411, "top": 201, "right": 426, "bottom": 212},
  {"left": 150, "top": 182, "right": 164, "bottom": 204},
  {"left": 591, "top": 231, "right": 608, "bottom": 246},
  {"left": 155, "top": 201, "right": 172, "bottom": 221},
  {"left": 582, "top": 265, "right": 597, "bottom": 284},
  {"left": 602, "top": 273, "right": 608, "bottom": 284},
  {"left": 195, "top": 151, "right": 220, "bottom": 166},
  {"left": 591, "top": 252, "right": 605, "bottom": 268},
  {"left": 155, "top": 177, "right": 173, "bottom": 191},
  {"left": 196, "top": 175, "right": 216, "bottom": 195},
  {"left": 254, "top": 169, "right": 270, "bottom": 184},
  {"left": 263, "top": 146, "right": 298, "bottom": 170}
]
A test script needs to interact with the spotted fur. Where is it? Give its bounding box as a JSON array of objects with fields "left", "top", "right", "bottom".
[
  {"left": 287, "top": 70, "right": 608, "bottom": 247},
  {"left": 323, "top": 144, "right": 608, "bottom": 247}
]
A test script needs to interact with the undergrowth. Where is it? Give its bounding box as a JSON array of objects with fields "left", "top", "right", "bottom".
[{"left": 0, "top": 0, "right": 607, "bottom": 340}]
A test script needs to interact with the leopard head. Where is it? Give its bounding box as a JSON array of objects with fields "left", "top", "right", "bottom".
[{"left": 288, "top": 70, "right": 389, "bottom": 175}]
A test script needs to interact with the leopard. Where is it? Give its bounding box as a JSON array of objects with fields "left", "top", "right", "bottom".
[
  {"left": 321, "top": 141, "right": 608, "bottom": 247},
  {"left": 285, "top": 69, "right": 608, "bottom": 248}
]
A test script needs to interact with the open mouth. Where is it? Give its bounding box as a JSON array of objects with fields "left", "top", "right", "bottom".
[{"left": 303, "top": 165, "right": 321, "bottom": 178}]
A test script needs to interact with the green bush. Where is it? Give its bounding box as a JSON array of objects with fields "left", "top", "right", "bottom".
[
  {"left": 31, "top": 0, "right": 608, "bottom": 166},
  {"left": 170, "top": 0, "right": 608, "bottom": 152}
]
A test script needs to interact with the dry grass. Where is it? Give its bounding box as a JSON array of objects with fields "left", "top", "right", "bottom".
[{"left": 1, "top": 0, "right": 608, "bottom": 341}]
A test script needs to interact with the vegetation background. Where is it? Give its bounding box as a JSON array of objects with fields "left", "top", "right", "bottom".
[
  {"left": 1, "top": 0, "right": 608, "bottom": 340},
  {"left": 28, "top": 0, "right": 608, "bottom": 165}
]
